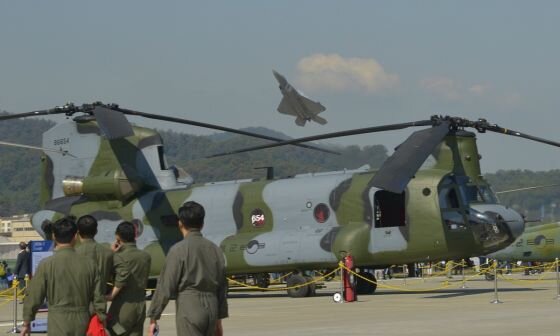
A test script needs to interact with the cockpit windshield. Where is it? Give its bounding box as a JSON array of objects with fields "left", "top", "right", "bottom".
[
  {"left": 440, "top": 175, "right": 498, "bottom": 206},
  {"left": 457, "top": 178, "right": 497, "bottom": 204}
]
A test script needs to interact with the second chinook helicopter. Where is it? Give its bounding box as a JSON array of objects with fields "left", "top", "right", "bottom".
[{"left": 2, "top": 102, "right": 557, "bottom": 297}]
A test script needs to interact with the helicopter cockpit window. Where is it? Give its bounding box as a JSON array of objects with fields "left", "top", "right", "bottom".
[
  {"left": 374, "top": 190, "right": 406, "bottom": 228},
  {"left": 479, "top": 186, "right": 497, "bottom": 203},
  {"left": 460, "top": 185, "right": 498, "bottom": 204}
]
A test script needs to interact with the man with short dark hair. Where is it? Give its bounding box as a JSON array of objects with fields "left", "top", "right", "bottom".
[
  {"left": 76, "top": 215, "right": 114, "bottom": 294},
  {"left": 21, "top": 216, "right": 106, "bottom": 336},
  {"left": 106, "top": 221, "right": 151, "bottom": 336},
  {"left": 147, "top": 201, "right": 229, "bottom": 336},
  {"left": 14, "top": 241, "right": 30, "bottom": 291}
]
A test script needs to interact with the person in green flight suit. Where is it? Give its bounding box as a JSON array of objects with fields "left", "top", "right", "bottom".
[
  {"left": 147, "top": 201, "right": 229, "bottom": 336},
  {"left": 106, "top": 221, "right": 151, "bottom": 336},
  {"left": 21, "top": 216, "right": 106, "bottom": 336},
  {"left": 76, "top": 215, "right": 114, "bottom": 294}
]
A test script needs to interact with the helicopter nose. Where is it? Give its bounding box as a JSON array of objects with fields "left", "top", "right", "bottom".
[
  {"left": 495, "top": 207, "right": 525, "bottom": 239},
  {"left": 470, "top": 204, "right": 525, "bottom": 239}
]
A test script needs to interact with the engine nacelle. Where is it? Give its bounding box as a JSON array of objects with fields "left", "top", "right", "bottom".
[{"left": 62, "top": 169, "right": 142, "bottom": 201}]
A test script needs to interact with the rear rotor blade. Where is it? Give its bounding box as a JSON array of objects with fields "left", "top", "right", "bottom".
[
  {"left": 0, "top": 108, "right": 66, "bottom": 121},
  {"left": 371, "top": 121, "right": 451, "bottom": 193},
  {"left": 0, "top": 141, "right": 75, "bottom": 157},
  {"left": 92, "top": 106, "right": 135, "bottom": 140},
  {"left": 208, "top": 119, "right": 433, "bottom": 158},
  {"left": 115, "top": 107, "right": 339, "bottom": 155}
]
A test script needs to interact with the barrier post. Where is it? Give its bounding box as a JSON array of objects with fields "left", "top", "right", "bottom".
[
  {"left": 461, "top": 259, "right": 467, "bottom": 289},
  {"left": 8, "top": 284, "right": 20, "bottom": 333},
  {"left": 490, "top": 260, "right": 502, "bottom": 304},
  {"left": 403, "top": 265, "right": 407, "bottom": 286},
  {"left": 555, "top": 258, "right": 560, "bottom": 300}
]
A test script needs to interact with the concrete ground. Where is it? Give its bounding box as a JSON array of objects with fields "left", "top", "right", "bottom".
[{"left": 0, "top": 273, "right": 558, "bottom": 335}]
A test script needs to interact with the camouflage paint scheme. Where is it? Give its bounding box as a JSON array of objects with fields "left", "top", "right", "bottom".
[
  {"left": 489, "top": 222, "right": 560, "bottom": 261},
  {"left": 31, "top": 119, "right": 525, "bottom": 278}
]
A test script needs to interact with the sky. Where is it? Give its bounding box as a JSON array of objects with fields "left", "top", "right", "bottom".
[{"left": 1, "top": 1, "right": 560, "bottom": 172}]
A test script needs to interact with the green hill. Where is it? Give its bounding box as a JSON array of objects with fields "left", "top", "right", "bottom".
[
  {"left": 1, "top": 114, "right": 559, "bottom": 221},
  {"left": 0, "top": 115, "right": 387, "bottom": 216}
]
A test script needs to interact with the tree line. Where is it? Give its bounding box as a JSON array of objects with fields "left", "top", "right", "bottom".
[{"left": 0, "top": 115, "right": 559, "bottom": 222}]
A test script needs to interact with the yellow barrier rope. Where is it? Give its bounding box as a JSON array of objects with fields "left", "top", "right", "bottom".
[
  {"left": 498, "top": 263, "right": 558, "bottom": 285},
  {"left": 227, "top": 267, "right": 341, "bottom": 291},
  {"left": 269, "top": 271, "right": 294, "bottom": 284}
]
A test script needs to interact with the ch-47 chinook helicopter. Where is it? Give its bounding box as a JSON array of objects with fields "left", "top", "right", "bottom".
[{"left": 1, "top": 102, "right": 559, "bottom": 297}]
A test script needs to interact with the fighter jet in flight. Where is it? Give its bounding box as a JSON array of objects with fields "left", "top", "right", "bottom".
[{"left": 273, "top": 70, "right": 327, "bottom": 126}]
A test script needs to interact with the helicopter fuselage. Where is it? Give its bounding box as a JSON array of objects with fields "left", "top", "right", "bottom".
[{"left": 32, "top": 166, "right": 523, "bottom": 277}]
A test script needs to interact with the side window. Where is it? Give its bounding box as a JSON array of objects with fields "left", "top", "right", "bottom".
[{"left": 374, "top": 190, "right": 406, "bottom": 228}]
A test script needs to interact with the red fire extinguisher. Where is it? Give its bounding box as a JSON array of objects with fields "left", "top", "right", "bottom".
[{"left": 342, "top": 253, "right": 357, "bottom": 302}]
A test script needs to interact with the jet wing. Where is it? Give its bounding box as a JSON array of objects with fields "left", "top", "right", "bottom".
[
  {"left": 299, "top": 95, "right": 326, "bottom": 115},
  {"left": 277, "top": 97, "right": 296, "bottom": 116}
]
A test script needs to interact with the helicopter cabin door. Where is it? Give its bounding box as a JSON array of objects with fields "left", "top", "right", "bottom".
[{"left": 369, "top": 188, "right": 407, "bottom": 253}]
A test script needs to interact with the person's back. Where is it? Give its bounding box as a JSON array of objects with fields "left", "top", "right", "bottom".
[
  {"left": 15, "top": 242, "right": 30, "bottom": 282},
  {"left": 76, "top": 215, "right": 114, "bottom": 294},
  {"left": 147, "top": 201, "right": 228, "bottom": 336},
  {"left": 112, "top": 244, "right": 151, "bottom": 300},
  {"left": 22, "top": 217, "right": 105, "bottom": 336},
  {"left": 31, "top": 247, "right": 98, "bottom": 311},
  {"left": 107, "top": 222, "right": 151, "bottom": 336},
  {"left": 76, "top": 239, "right": 113, "bottom": 292},
  {"left": 174, "top": 233, "right": 226, "bottom": 294}
]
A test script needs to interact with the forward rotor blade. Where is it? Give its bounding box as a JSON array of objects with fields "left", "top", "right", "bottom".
[
  {"left": 92, "top": 106, "right": 135, "bottom": 140},
  {"left": 495, "top": 184, "right": 560, "bottom": 195},
  {"left": 115, "top": 107, "right": 338, "bottom": 155},
  {"left": 371, "top": 121, "right": 451, "bottom": 194},
  {"left": 207, "top": 119, "right": 433, "bottom": 158},
  {"left": 484, "top": 125, "right": 560, "bottom": 148}
]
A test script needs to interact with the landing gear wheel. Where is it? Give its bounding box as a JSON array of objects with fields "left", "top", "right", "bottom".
[
  {"left": 286, "top": 274, "right": 309, "bottom": 298},
  {"left": 356, "top": 271, "right": 377, "bottom": 295},
  {"left": 255, "top": 273, "right": 270, "bottom": 289}
]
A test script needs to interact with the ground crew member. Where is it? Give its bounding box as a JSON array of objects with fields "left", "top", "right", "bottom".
[
  {"left": 106, "top": 221, "right": 151, "bottom": 336},
  {"left": 21, "top": 216, "right": 106, "bottom": 336},
  {"left": 147, "top": 201, "right": 229, "bottom": 336},
  {"left": 76, "top": 215, "right": 114, "bottom": 294}
]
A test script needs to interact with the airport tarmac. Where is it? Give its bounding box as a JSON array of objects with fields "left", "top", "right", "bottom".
[{"left": 0, "top": 273, "right": 558, "bottom": 335}]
